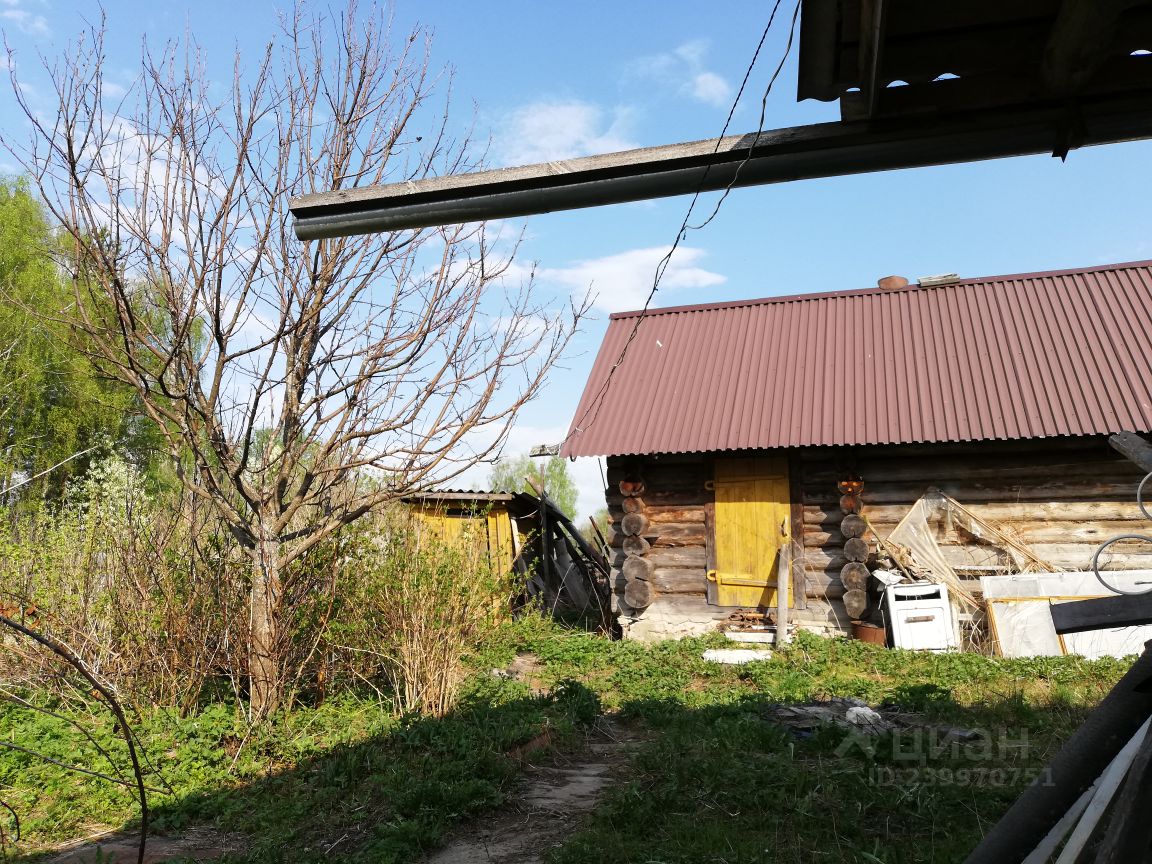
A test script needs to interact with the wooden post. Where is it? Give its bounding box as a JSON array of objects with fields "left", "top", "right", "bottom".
[
  {"left": 536, "top": 493, "right": 554, "bottom": 603},
  {"left": 776, "top": 543, "right": 791, "bottom": 645},
  {"left": 788, "top": 455, "right": 807, "bottom": 610}
]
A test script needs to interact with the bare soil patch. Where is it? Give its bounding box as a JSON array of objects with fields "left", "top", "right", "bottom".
[
  {"left": 44, "top": 826, "right": 245, "bottom": 864},
  {"left": 424, "top": 716, "right": 639, "bottom": 864}
]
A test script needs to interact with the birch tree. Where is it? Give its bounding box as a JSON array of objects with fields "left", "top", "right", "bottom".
[{"left": 4, "top": 4, "right": 583, "bottom": 719}]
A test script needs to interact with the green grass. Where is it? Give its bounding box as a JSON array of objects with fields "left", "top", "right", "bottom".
[
  {"left": 0, "top": 620, "right": 1133, "bottom": 863},
  {"left": 2, "top": 664, "right": 598, "bottom": 862},
  {"left": 536, "top": 630, "right": 1127, "bottom": 864}
]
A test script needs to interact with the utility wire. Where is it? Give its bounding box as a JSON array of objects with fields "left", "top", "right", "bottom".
[{"left": 563, "top": 0, "right": 802, "bottom": 450}]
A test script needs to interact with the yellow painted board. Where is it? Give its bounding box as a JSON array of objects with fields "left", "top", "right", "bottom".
[
  {"left": 487, "top": 509, "right": 515, "bottom": 574},
  {"left": 712, "top": 464, "right": 792, "bottom": 609},
  {"left": 411, "top": 503, "right": 515, "bottom": 573},
  {"left": 714, "top": 455, "right": 787, "bottom": 482}
]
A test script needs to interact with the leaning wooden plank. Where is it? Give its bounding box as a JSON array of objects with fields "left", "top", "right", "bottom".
[
  {"left": 962, "top": 646, "right": 1152, "bottom": 863},
  {"left": 1096, "top": 719, "right": 1152, "bottom": 862},
  {"left": 776, "top": 544, "right": 791, "bottom": 645},
  {"left": 588, "top": 516, "right": 612, "bottom": 563},
  {"left": 1020, "top": 786, "right": 1093, "bottom": 864},
  {"left": 1109, "top": 431, "right": 1152, "bottom": 473},
  {"left": 1052, "top": 718, "right": 1152, "bottom": 864},
  {"left": 550, "top": 502, "right": 611, "bottom": 577},
  {"left": 1050, "top": 593, "right": 1152, "bottom": 634}
]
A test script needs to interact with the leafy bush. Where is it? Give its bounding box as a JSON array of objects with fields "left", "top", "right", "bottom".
[
  {"left": 0, "top": 458, "right": 248, "bottom": 711},
  {"left": 333, "top": 510, "right": 514, "bottom": 717}
]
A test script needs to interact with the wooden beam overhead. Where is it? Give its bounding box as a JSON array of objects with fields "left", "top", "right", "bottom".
[
  {"left": 290, "top": 92, "right": 1152, "bottom": 238},
  {"left": 1042, "top": 0, "right": 1143, "bottom": 96},
  {"left": 1109, "top": 431, "right": 1152, "bottom": 473},
  {"left": 858, "top": 0, "right": 888, "bottom": 117}
]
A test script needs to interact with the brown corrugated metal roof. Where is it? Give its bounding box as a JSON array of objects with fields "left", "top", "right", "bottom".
[{"left": 560, "top": 260, "right": 1152, "bottom": 457}]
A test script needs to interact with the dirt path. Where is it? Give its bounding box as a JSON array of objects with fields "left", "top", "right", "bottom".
[
  {"left": 45, "top": 826, "right": 244, "bottom": 864},
  {"left": 41, "top": 716, "right": 635, "bottom": 864},
  {"left": 425, "top": 717, "right": 637, "bottom": 864}
]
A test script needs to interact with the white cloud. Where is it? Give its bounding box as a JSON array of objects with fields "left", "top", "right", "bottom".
[
  {"left": 674, "top": 39, "right": 708, "bottom": 67},
  {"left": 629, "top": 39, "right": 732, "bottom": 108},
  {"left": 0, "top": 3, "right": 48, "bottom": 37},
  {"left": 537, "top": 245, "right": 726, "bottom": 314},
  {"left": 102, "top": 81, "right": 128, "bottom": 100},
  {"left": 689, "top": 71, "right": 732, "bottom": 108},
  {"left": 494, "top": 99, "right": 637, "bottom": 166},
  {"left": 492, "top": 313, "right": 548, "bottom": 342}
]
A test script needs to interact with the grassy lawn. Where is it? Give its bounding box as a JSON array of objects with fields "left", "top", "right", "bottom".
[{"left": 0, "top": 622, "right": 1131, "bottom": 863}]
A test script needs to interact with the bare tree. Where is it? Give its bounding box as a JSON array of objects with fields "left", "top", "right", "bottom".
[{"left": 4, "top": 4, "right": 584, "bottom": 719}]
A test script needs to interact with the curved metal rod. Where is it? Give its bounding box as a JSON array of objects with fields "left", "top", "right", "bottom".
[
  {"left": 0, "top": 799, "right": 19, "bottom": 848},
  {"left": 1093, "top": 534, "right": 1152, "bottom": 595}
]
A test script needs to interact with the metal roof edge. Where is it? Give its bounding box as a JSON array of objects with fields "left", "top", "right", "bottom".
[
  {"left": 607, "top": 259, "right": 1152, "bottom": 321},
  {"left": 562, "top": 430, "right": 1152, "bottom": 460}
]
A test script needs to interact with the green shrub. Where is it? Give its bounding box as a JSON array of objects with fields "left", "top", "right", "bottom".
[{"left": 333, "top": 511, "right": 514, "bottom": 717}]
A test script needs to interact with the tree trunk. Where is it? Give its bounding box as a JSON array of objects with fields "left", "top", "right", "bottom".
[{"left": 249, "top": 531, "right": 284, "bottom": 720}]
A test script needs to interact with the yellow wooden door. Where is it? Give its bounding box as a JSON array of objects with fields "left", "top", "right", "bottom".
[
  {"left": 415, "top": 506, "right": 516, "bottom": 575},
  {"left": 711, "top": 458, "right": 792, "bottom": 608},
  {"left": 486, "top": 509, "right": 515, "bottom": 573}
]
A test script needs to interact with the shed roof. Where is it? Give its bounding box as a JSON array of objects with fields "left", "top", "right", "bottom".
[{"left": 560, "top": 260, "right": 1152, "bottom": 457}]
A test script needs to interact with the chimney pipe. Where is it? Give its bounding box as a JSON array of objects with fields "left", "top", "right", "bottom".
[{"left": 877, "top": 275, "right": 910, "bottom": 291}]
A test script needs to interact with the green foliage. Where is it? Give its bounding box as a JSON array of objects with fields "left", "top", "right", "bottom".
[
  {"left": 538, "top": 631, "right": 1125, "bottom": 864},
  {"left": 489, "top": 453, "right": 579, "bottom": 519},
  {"left": 0, "top": 614, "right": 1132, "bottom": 863},
  {"left": 0, "top": 679, "right": 596, "bottom": 862},
  {"left": 0, "top": 178, "right": 160, "bottom": 499},
  {"left": 580, "top": 507, "right": 611, "bottom": 546},
  {"left": 329, "top": 510, "right": 515, "bottom": 716},
  {"left": 0, "top": 472, "right": 248, "bottom": 710}
]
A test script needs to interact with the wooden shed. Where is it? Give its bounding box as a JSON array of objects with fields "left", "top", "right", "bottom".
[
  {"left": 402, "top": 489, "right": 613, "bottom": 623},
  {"left": 402, "top": 490, "right": 536, "bottom": 573},
  {"left": 560, "top": 260, "right": 1152, "bottom": 640}
]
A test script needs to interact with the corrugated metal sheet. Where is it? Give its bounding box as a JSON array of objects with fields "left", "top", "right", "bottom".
[{"left": 560, "top": 261, "right": 1152, "bottom": 457}]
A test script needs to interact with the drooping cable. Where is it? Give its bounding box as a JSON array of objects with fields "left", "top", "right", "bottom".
[{"left": 563, "top": 0, "right": 802, "bottom": 451}]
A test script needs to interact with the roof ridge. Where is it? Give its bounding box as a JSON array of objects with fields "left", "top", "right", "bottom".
[{"left": 608, "top": 258, "right": 1152, "bottom": 320}]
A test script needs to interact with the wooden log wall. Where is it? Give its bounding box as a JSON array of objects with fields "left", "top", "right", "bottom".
[
  {"left": 606, "top": 457, "right": 711, "bottom": 608},
  {"left": 603, "top": 437, "right": 1148, "bottom": 622},
  {"left": 798, "top": 437, "right": 1150, "bottom": 603},
  {"left": 605, "top": 454, "right": 808, "bottom": 609}
]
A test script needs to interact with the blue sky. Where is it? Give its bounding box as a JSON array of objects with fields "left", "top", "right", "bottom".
[{"left": 3, "top": 0, "right": 1151, "bottom": 517}]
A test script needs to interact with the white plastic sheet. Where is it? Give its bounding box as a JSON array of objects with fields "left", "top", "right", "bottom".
[
  {"left": 884, "top": 490, "right": 1052, "bottom": 611},
  {"left": 982, "top": 571, "right": 1152, "bottom": 659}
]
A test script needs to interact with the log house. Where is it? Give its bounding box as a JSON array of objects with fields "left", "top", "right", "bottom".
[{"left": 561, "top": 261, "right": 1152, "bottom": 639}]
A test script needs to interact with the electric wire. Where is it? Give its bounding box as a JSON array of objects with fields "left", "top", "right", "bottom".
[{"left": 562, "top": 0, "right": 802, "bottom": 452}]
